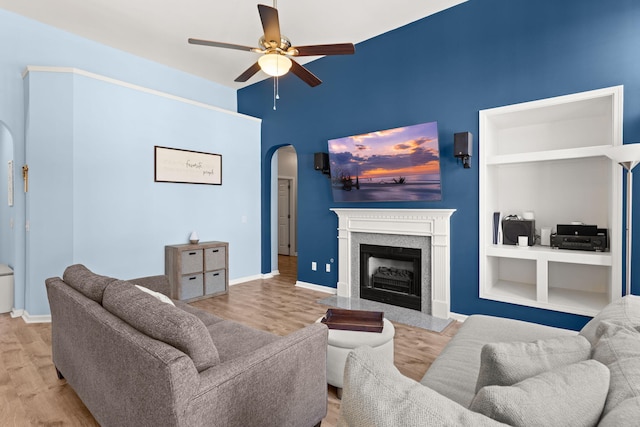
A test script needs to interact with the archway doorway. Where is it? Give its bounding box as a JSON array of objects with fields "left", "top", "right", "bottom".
[
  {"left": 0, "top": 122, "right": 16, "bottom": 313},
  {"left": 273, "top": 145, "right": 298, "bottom": 283}
]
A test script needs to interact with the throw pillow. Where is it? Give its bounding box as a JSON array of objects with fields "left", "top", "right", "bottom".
[
  {"left": 337, "top": 346, "right": 506, "bottom": 427},
  {"left": 592, "top": 322, "right": 640, "bottom": 416},
  {"left": 579, "top": 295, "right": 640, "bottom": 345},
  {"left": 475, "top": 335, "right": 591, "bottom": 392},
  {"left": 598, "top": 396, "right": 640, "bottom": 427},
  {"left": 135, "top": 284, "right": 175, "bottom": 306},
  {"left": 470, "top": 360, "right": 610, "bottom": 427},
  {"left": 103, "top": 280, "right": 219, "bottom": 372}
]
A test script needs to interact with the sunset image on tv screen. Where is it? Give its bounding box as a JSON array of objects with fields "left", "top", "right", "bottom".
[{"left": 328, "top": 121, "right": 442, "bottom": 202}]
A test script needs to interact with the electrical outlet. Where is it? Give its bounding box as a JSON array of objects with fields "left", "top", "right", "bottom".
[
  {"left": 311, "top": 262, "right": 317, "bottom": 271},
  {"left": 325, "top": 263, "right": 331, "bottom": 273}
]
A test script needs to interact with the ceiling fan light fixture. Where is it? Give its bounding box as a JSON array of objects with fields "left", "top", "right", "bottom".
[
  {"left": 189, "top": 4, "right": 352, "bottom": 87},
  {"left": 258, "top": 53, "right": 292, "bottom": 77}
]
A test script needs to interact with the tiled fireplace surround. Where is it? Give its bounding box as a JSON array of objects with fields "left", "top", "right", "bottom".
[{"left": 331, "top": 209, "right": 456, "bottom": 319}]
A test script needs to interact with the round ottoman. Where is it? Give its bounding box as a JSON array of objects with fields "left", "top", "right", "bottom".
[{"left": 317, "top": 317, "right": 395, "bottom": 397}]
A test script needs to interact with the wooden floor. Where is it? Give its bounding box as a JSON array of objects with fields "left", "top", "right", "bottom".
[{"left": 0, "top": 256, "right": 460, "bottom": 426}]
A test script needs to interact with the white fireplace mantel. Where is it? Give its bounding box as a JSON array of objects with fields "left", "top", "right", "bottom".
[{"left": 331, "top": 208, "right": 456, "bottom": 319}]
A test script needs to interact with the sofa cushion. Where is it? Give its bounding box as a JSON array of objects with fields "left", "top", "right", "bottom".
[
  {"left": 421, "top": 314, "right": 576, "bottom": 408},
  {"left": 102, "top": 281, "right": 219, "bottom": 372},
  {"left": 63, "top": 264, "right": 117, "bottom": 304},
  {"left": 475, "top": 335, "right": 591, "bottom": 392},
  {"left": 127, "top": 274, "right": 171, "bottom": 297},
  {"left": 174, "top": 300, "right": 225, "bottom": 327},
  {"left": 134, "top": 285, "right": 175, "bottom": 306},
  {"left": 598, "top": 396, "right": 640, "bottom": 427},
  {"left": 338, "top": 346, "right": 506, "bottom": 427},
  {"left": 592, "top": 322, "right": 640, "bottom": 417},
  {"left": 579, "top": 295, "right": 640, "bottom": 345},
  {"left": 207, "top": 320, "right": 279, "bottom": 363},
  {"left": 470, "top": 360, "right": 610, "bottom": 427}
]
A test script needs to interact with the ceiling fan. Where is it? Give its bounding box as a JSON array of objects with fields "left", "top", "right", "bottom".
[{"left": 188, "top": 3, "right": 355, "bottom": 87}]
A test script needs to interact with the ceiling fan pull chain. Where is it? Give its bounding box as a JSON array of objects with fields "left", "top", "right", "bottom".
[{"left": 273, "top": 77, "right": 277, "bottom": 110}]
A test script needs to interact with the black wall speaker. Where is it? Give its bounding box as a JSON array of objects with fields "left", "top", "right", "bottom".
[
  {"left": 454, "top": 132, "right": 473, "bottom": 158},
  {"left": 502, "top": 218, "right": 535, "bottom": 246},
  {"left": 314, "top": 152, "right": 329, "bottom": 174}
]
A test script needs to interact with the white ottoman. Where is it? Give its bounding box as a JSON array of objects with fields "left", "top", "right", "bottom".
[{"left": 317, "top": 317, "right": 395, "bottom": 397}]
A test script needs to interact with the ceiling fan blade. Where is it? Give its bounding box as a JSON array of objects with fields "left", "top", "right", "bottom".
[
  {"left": 188, "top": 38, "right": 257, "bottom": 52},
  {"left": 258, "top": 4, "right": 281, "bottom": 46},
  {"left": 293, "top": 43, "right": 355, "bottom": 57},
  {"left": 290, "top": 59, "right": 322, "bottom": 87},
  {"left": 234, "top": 62, "right": 262, "bottom": 82}
]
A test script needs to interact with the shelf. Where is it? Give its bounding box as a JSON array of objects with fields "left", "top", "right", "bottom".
[
  {"left": 482, "top": 281, "right": 607, "bottom": 317},
  {"left": 486, "top": 145, "right": 611, "bottom": 166},
  {"left": 486, "top": 245, "right": 612, "bottom": 266},
  {"left": 483, "top": 280, "right": 536, "bottom": 303},
  {"left": 547, "top": 287, "right": 608, "bottom": 316},
  {"left": 483, "top": 89, "right": 617, "bottom": 129},
  {"left": 479, "top": 86, "right": 623, "bottom": 319}
]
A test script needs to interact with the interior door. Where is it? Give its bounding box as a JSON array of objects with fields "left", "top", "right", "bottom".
[{"left": 278, "top": 179, "right": 291, "bottom": 255}]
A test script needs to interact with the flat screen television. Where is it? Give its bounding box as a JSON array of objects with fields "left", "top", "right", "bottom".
[{"left": 327, "top": 121, "right": 442, "bottom": 202}]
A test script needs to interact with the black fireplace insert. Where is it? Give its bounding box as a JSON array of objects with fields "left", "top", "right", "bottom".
[{"left": 360, "top": 244, "right": 421, "bottom": 311}]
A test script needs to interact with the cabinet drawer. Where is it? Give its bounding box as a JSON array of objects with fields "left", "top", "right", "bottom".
[
  {"left": 181, "top": 250, "right": 203, "bottom": 274},
  {"left": 205, "top": 270, "right": 226, "bottom": 295},
  {"left": 205, "top": 246, "right": 226, "bottom": 271},
  {"left": 180, "top": 274, "right": 204, "bottom": 300}
]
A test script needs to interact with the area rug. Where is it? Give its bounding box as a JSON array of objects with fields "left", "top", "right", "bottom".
[{"left": 317, "top": 295, "right": 453, "bottom": 333}]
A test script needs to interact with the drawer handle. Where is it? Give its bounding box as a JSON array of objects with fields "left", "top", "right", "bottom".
[
  {"left": 188, "top": 252, "right": 197, "bottom": 255},
  {"left": 211, "top": 249, "right": 219, "bottom": 253},
  {"left": 213, "top": 273, "right": 220, "bottom": 277},
  {"left": 189, "top": 277, "right": 197, "bottom": 280}
]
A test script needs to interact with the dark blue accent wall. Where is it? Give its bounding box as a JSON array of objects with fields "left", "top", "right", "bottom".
[{"left": 238, "top": 0, "right": 640, "bottom": 330}]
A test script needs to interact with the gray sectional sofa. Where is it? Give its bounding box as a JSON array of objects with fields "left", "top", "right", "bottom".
[
  {"left": 338, "top": 295, "right": 640, "bottom": 426},
  {"left": 45, "top": 264, "right": 328, "bottom": 427}
]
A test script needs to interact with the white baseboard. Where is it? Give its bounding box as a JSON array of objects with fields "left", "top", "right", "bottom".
[
  {"left": 270, "top": 270, "right": 280, "bottom": 276},
  {"left": 10, "top": 308, "right": 23, "bottom": 318},
  {"left": 295, "top": 281, "right": 337, "bottom": 294},
  {"left": 229, "top": 274, "right": 264, "bottom": 286},
  {"left": 21, "top": 310, "right": 51, "bottom": 323},
  {"left": 449, "top": 312, "right": 468, "bottom": 322}
]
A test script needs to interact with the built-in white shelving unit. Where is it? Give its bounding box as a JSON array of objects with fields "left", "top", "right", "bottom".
[{"left": 479, "top": 86, "right": 623, "bottom": 317}]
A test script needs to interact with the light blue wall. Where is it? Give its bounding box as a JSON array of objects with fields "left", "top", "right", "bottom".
[
  {"left": 0, "top": 9, "right": 236, "bottom": 113},
  {"left": 24, "top": 72, "right": 75, "bottom": 315},
  {"left": 0, "top": 8, "right": 261, "bottom": 316},
  {"left": 22, "top": 69, "right": 261, "bottom": 316}
]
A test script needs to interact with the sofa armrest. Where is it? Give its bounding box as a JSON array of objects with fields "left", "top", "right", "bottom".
[
  {"left": 188, "top": 323, "right": 328, "bottom": 427},
  {"left": 337, "top": 346, "right": 507, "bottom": 427},
  {"left": 128, "top": 274, "right": 171, "bottom": 297}
]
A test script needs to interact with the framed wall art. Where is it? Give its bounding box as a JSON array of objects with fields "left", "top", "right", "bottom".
[{"left": 154, "top": 146, "right": 222, "bottom": 185}]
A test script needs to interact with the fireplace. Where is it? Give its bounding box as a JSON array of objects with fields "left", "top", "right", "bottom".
[
  {"left": 360, "top": 244, "right": 421, "bottom": 311},
  {"left": 331, "top": 208, "right": 455, "bottom": 319}
]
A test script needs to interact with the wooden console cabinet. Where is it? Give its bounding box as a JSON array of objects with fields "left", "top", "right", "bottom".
[{"left": 165, "top": 241, "right": 229, "bottom": 301}]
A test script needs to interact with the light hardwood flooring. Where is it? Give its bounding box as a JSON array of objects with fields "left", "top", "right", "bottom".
[{"left": 0, "top": 256, "right": 460, "bottom": 426}]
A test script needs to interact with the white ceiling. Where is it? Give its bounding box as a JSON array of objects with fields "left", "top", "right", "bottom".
[{"left": 0, "top": 0, "right": 466, "bottom": 89}]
